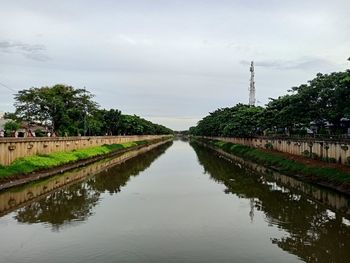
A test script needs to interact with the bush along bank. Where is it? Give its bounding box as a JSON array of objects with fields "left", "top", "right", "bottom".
[
  {"left": 0, "top": 139, "right": 163, "bottom": 182},
  {"left": 193, "top": 137, "right": 350, "bottom": 194}
]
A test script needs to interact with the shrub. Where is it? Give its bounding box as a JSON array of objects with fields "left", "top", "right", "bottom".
[
  {"left": 264, "top": 142, "right": 273, "bottom": 150},
  {"left": 311, "top": 152, "right": 319, "bottom": 160},
  {"left": 34, "top": 129, "right": 45, "bottom": 137},
  {"left": 328, "top": 157, "right": 337, "bottom": 163},
  {"left": 302, "top": 150, "right": 310, "bottom": 157}
]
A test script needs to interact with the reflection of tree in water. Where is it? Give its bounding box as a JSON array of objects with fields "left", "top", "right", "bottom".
[
  {"left": 15, "top": 182, "right": 99, "bottom": 231},
  {"left": 191, "top": 142, "right": 350, "bottom": 263},
  {"left": 15, "top": 141, "right": 172, "bottom": 230},
  {"left": 90, "top": 141, "right": 172, "bottom": 194}
]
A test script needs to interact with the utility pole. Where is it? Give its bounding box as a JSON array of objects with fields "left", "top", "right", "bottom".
[{"left": 249, "top": 61, "right": 256, "bottom": 106}]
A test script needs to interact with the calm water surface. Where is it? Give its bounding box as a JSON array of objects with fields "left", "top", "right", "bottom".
[{"left": 0, "top": 140, "right": 349, "bottom": 263}]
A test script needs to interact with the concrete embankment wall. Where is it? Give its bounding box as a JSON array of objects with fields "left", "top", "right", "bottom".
[
  {"left": 206, "top": 136, "right": 350, "bottom": 165},
  {"left": 0, "top": 139, "right": 171, "bottom": 216},
  {"left": 0, "top": 135, "right": 169, "bottom": 166}
]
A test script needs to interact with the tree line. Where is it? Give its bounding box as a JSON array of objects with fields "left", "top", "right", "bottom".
[
  {"left": 4, "top": 84, "right": 173, "bottom": 136},
  {"left": 190, "top": 69, "right": 350, "bottom": 137}
]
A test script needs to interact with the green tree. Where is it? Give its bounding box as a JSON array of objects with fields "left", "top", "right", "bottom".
[
  {"left": 222, "top": 105, "right": 264, "bottom": 137},
  {"left": 190, "top": 104, "right": 263, "bottom": 137},
  {"left": 280, "top": 71, "right": 350, "bottom": 133},
  {"left": 117, "top": 114, "right": 172, "bottom": 135},
  {"left": 4, "top": 120, "right": 20, "bottom": 136},
  {"left": 12, "top": 84, "right": 173, "bottom": 136},
  {"left": 4, "top": 112, "right": 20, "bottom": 121},
  {"left": 191, "top": 69, "right": 350, "bottom": 137},
  {"left": 101, "top": 109, "right": 122, "bottom": 135},
  {"left": 14, "top": 84, "right": 98, "bottom": 136}
]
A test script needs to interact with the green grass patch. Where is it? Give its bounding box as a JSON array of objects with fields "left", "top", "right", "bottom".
[
  {"left": 197, "top": 138, "right": 350, "bottom": 184},
  {"left": 0, "top": 140, "right": 148, "bottom": 179}
]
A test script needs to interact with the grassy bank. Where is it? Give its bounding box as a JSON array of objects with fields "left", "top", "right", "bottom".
[
  {"left": 0, "top": 140, "right": 149, "bottom": 180},
  {"left": 195, "top": 138, "right": 350, "bottom": 184}
]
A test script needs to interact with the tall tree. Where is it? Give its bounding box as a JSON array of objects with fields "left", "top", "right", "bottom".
[
  {"left": 191, "top": 69, "right": 350, "bottom": 137},
  {"left": 14, "top": 84, "right": 98, "bottom": 135},
  {"left": 101, "top": 109, "right": 122, "bottom": 135}
]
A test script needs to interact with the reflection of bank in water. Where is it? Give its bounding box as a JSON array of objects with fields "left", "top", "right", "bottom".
[
  {"left": 0, "top": 140, "right": 173, "bottom": 217},
  {"left": 241, "top": 155, "right": 349, "bottom": 217},
  {"left": 192, "top": 142, "right": 350, "bottom": 262},
  {"left": 192, "top": 142, "right": 350, "bottom": 218}
]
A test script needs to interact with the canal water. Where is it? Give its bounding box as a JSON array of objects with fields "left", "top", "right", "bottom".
[{"left": 0, "top": 140, "right": 349, "bottom": 263}]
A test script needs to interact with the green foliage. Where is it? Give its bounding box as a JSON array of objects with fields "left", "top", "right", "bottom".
[
  {"left": 14, "top": 84, "right": 98, "bottom": 136},
  {"left": 101, "top": 109, "right": 122, "bottom": 135},
  {"left": 11, "top": 84, "right": 173, "bottom": 136},
  {"left": 0, "top": 140, "right": 147, "bottom": 179},
  {"left": 328, "top": 157, "right": 337, "bottom": 163},
  {"left": 300, "top": 150, "right": 319, "bottom": 160},
  {"left": 190, "top": 69, "right": 350, "bottom": 137},
  {"left": 133, "top": 140, "right": 148, "bottom": 146},
  {"left": 34, "top": 129, "right": 45, "bottom": 137},
  {"left": 311, "top": 153, "right": 319, "bottom": 160},
  {"left": 196, "top": 138, "right": 350, "bottom": 183},
  {"left": 190, "top": 104, "right": 264, "bottom": 137},
  {"left": 117, "top": 114, "right": 173, "bottom": 135},
  {"left": 264, "top": 142, "right": 273, "bottom": 150},
  {"left": 302, "top": 150, "right": 310, "bottom": 157},
  {"left": 4, "top": 120, "right": 20, "bottom": 133},
  {"left": 4, "top": 112, "right": 20, "bottom": 121}
]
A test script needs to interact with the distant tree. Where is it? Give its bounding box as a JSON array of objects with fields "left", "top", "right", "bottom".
[
  {"left": 190, "top": 104, "right": 263, "bottom": 137},
  {"left": 191, "top": 69, "right": 350, "bottom": 136},
  {"left": 13, "top": 84, "right": 98, "bottom": 136},
  {"left": 4, "top": 120, "right": 20, "bottom": 136},
  {"left": 101, "top": 109, "right": 122, "bottom": 135},
  {"left": 11, "top": 84, "right": 173, "bottom": 137},
  {"left": 117, "top": 114, "right": 172, "bottom": 135},
  {"left": 84, "top": 110, "right": 102, "bottom": 136},
  {"left": 34, "top": 128, "right": 45, "bottom": 137},
  {"left": 4, "top": 112, "right": 20, "bottom": 121},
  {"left": 287, "top": 71, "right": 350, "bottom": 133},
  {"left": 222, "top": 105, "right": 263, "bottom": 137}
]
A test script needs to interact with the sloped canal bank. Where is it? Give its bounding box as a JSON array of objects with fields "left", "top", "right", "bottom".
[{"left": 0, "top": 140, "right": 349, "bottom": 263}]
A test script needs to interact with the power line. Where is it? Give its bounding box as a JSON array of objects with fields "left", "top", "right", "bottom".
[{"left": 0, "top": 82, "right": 17, "bottom": 93}]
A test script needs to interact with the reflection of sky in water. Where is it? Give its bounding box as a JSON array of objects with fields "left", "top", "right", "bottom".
[{"left": 0, "top": 140, "right": 349, "bottom": 263}]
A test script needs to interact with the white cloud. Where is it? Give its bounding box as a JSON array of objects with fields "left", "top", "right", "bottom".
[
  {"left": 0, "top": 41, "right": 50, "bottom": 61},
  {"left": 0, "top": 0, "right": 349, "bottom": 130},
  {"left": 118, "top": 34, "right": 137, "bottom": 45}
]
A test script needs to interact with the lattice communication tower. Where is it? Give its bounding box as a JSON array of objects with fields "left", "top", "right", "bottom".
[{"left": 249, "top": 61, "right": 256, "bottom": 106}]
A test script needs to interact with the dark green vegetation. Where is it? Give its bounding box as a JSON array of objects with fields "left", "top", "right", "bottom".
[
  {"left": 190, "top": 69, "right": 350, "bottom": 137},
  {"left": 3, "top": 120, "right": 20, "bottom": 135},
  {"left": 194, "top": 137, "right": 350, "bottom": 184},
  {"left": 0, "top": 140, "right": 149, "bottom": 180},
  {"left": 6, "top": 84, "right": 172, "bottom": 136}
]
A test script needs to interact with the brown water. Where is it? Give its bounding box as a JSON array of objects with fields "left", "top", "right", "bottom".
[{"left": 0, "top": 140, "right": 349, "bottom": 263}]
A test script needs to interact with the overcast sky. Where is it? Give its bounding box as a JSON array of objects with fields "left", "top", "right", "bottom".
[{"left": 0, "top": 0, "right": 349, "bottom": 130}]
